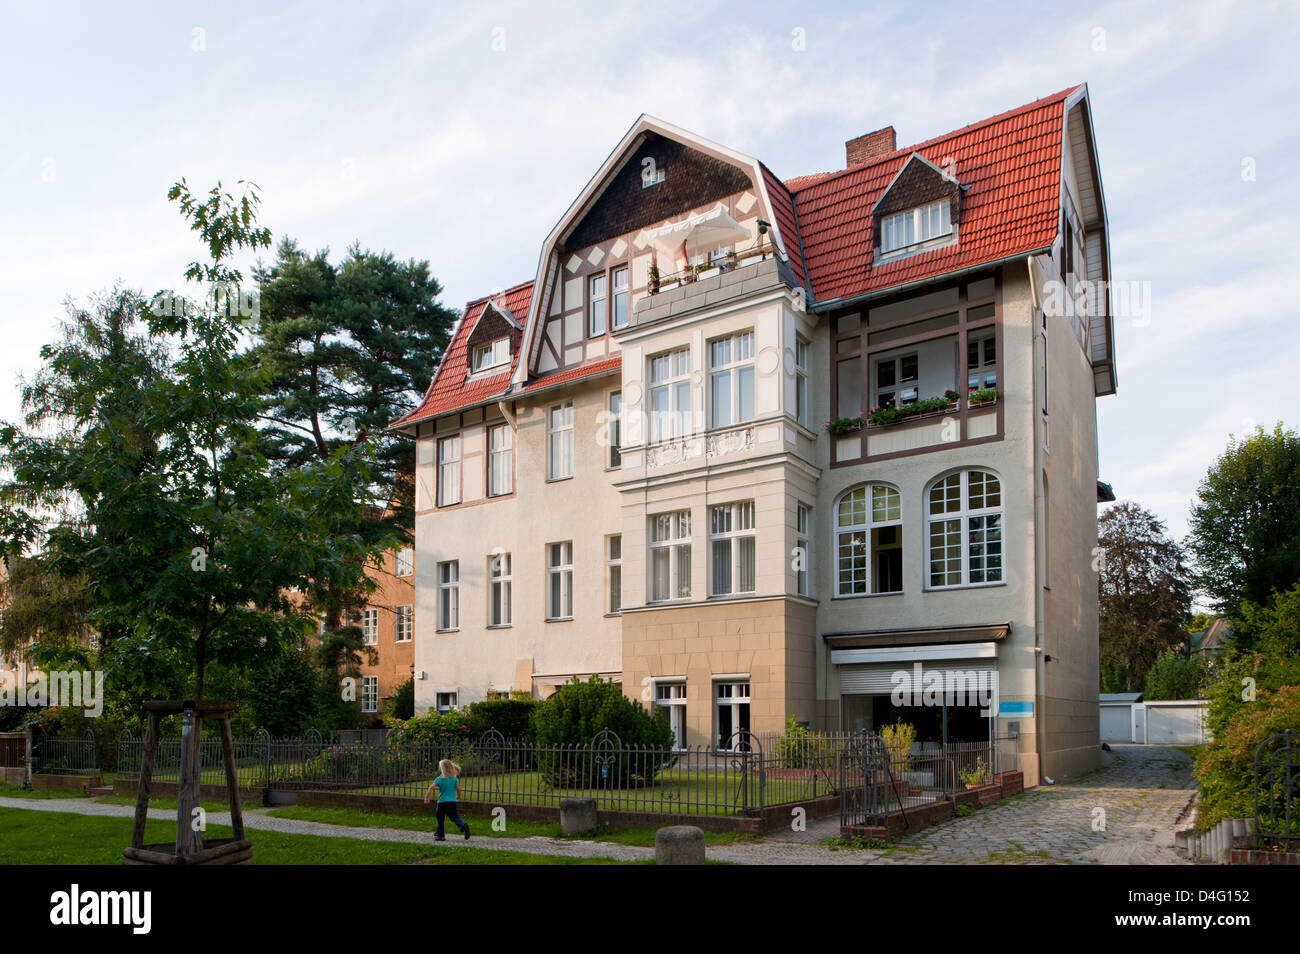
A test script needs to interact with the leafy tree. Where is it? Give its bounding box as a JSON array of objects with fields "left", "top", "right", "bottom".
[
  {"left": 1187, "top": 423, "right": 1300, "bottom": 616},
  {"left": 0, "top": 180, "right": 382, "bottom": 705},
  {"left": 1142, "top": 649, "right": 1209, "bottom": 700},
  {"left": 1099, "top": 658, "right": 1132, "bottom": 695},
  {"left": 250, "top": 240, "right": 455, "bottom": 607},
  {"left": 1097, "top": 502, "right": 1193, "bottom": 691},
  {"left": 384, "top": 676, "right": 415, "bottom": 721}
]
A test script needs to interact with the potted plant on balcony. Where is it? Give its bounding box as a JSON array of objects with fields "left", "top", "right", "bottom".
[
  {"left": 968, "top": 387, "right": 1000, "bottom": 408},
  {"left": 867, "top": 394, "right": 955, "bottom": 427},
  {"left": 823, "top": 415, "right": 866, "bottom": 436},
  {"left": 648, "top": 263, "right": 660, "bottom": 295},
  {"left": 725, "top": 249, "right": 738, "bottom": 270}
]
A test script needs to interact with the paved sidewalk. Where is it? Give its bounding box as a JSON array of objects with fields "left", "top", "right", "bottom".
[
  {"left": 866, "top": 745, "right": 1197, "bottom": 864},
  {"left": 0, "top": 745, "right": 1196, "bottom": 865}
]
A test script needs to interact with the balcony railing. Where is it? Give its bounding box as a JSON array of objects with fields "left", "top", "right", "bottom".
[{"left": 647, "top": 247, "right": 773, "bottom": 295}]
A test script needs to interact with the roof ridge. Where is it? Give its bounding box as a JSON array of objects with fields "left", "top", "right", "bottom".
[{"left": 788, "top": 85, "right": 1081, "bottom": 195}]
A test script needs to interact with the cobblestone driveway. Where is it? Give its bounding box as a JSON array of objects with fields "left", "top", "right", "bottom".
[{"left": 867, "top": 744, "right": 1197, "bottom": 864}]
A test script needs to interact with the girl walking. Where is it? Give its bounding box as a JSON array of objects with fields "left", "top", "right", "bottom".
[{"left": 424, "top": 758, "right": 471, "bottom": 841}]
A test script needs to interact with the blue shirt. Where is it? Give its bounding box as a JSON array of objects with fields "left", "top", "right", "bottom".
[{"left": 435, "top": 776, "right": 459, "bottom": 803}]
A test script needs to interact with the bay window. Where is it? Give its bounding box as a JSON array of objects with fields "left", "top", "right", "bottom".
[
  {"left": 708, "top": 331, "right": 755, "bottom": 429},
  {"left": 709, "top": 501, "right": 756, "bottom": 596},
  {"left": 649, "top": 510, "right": 691, "bottom": 602},
  {"left": 649, "top": 348, "right": 691, "bottom": 442}
]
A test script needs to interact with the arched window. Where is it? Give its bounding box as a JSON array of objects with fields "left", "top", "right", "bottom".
[
  {"left": 836, "top": 484, "right": 902, "bottom": 596},
  {"left": 927, "top": 470, "right": 1003, "bottom": 588}
]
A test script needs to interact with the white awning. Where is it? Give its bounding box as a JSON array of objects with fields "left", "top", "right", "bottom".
[{"left": 644, "top": 205, "right": 751, "bottom": 258}]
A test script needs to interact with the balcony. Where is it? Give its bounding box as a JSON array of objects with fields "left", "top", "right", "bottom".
[
  {"left": 828, "top": 277, "right": 1003, "bottom": 464},
  {"left": 632, "top": 253, "right": 800, "bottom": 327}
]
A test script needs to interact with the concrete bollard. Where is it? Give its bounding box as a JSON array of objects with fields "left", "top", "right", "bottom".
[
  {"left": 560, "top": 797, "right": 598, "bottom": 835},
  {"left": 655, "top": 825, "right": 706, "bottom": 865}
]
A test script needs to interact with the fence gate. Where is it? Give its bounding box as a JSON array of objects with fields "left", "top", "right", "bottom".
[
  {"left": 1255, "top": 730, "right": 1298, "bottom": 850},
  {"left": 839, "top": 730, "right": 887, "bottom": 831}
]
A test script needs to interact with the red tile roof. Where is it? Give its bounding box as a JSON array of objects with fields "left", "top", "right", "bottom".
[
  {"left": 760, "top": 163, "right": 807, "bottom": 287},
  {"left": 396, "top": 87, "right": 1080, "bottom": 426},
  {"left": 793, "top": 86, "right": 1077, "bottom": 303},
  {"left": 518, "top": 355, "right": 622, "bottom": 394},
  {"left": 391, "top": 280, "right": 534, "bottom": 427}
]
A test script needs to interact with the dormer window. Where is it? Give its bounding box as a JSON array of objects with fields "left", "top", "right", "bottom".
[
  {"left": 472, "top": 337, "right": 511, "bottom": 373},
  {"left": 880, "top": 200, "right": 952, "bottom": 254}
]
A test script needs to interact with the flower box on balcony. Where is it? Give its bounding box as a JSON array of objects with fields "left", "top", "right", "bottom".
[
  {"left": 967, "top": 388, "right": 1000, "bottom": 410},
  {"left": 866, "top": 396, "right": 960, "bottom": 429},
  {"left": 696, "top": 266, "right": 721, "bottom": 280}
]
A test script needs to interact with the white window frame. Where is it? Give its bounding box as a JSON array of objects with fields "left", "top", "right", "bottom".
[
  {"left": 607, "top": 390, "right": 622, "bottom": 468},
  {"left": 472, "top": 337, "right": 511, "bottom": 373},
  {"left": 547, "top": 542, "right": 573, "bottom": 620},
  {"left": 880, "top": 200, "right": 952, "bottom": 254},
  {"left": 360, "top": 608, "right": 379, "bottom": 645},
  {"left": 437, "top": 561, "right": 459, "bottom": 631},
  {"left": 489, "top": 552, "right": 512, "bottom": 627},
  {"left": 649, "top": 510, "right": 692, "bottom": 602},
  {"left": 709, "top": 501, "right": 756, "bottom": 597},
  {"left": 967, "top": 332, "right": 997, "bottom": 393},
  {"left": 589, "top": 272, "right": 607, "bottom": 337},
  {"left": 648, "top": 348, "right": 691, "bottom": 443},
  {"left": 611, "top": 265, "right": 629, "bottom": 330},
  {"left": 548, "top": 402, "right": 574, "bottom": 481},
  {"left": 873, "top": 352, "right": 920, "bottom": 409},
  {"left": 607, "top": 535, "right": 622, "bottom": 615},
  {"left": 437, "top": 435, "right": 461, "bottom": 506},
  {"left": 654, "top": 680, "right": 687, "bottom": 750},
  {"left": 395, "top": 546, "right": 413, "bottom": 577},
  {"left": 488, "top": 422, "right": 513, "bottom": 496},
  {"left": 435, "top": 691, "right": 458, "bottom": 714},
  {"left": 708, "top": 331, "right": 755, "bottom": 429},
  {"left": 361, "top": 675, "right": 378, "bottom": 713},
  {"left": 795, "top": 338, "right": 810, "bottom": 429},
  {"left": 714, "top": 680, "right": 751, "bottom": 751},
  {"left": 836, "top": 484, "right": 903, "bottom": 596},
  {"left": 926, "top": 470, "right": 1004, "bottom": 589},
  {"left": 796, "top": 503, "right": 811, "bottom": 597},
  {"left": 395, "top": 604, "right": 413, "bottom": 642}
]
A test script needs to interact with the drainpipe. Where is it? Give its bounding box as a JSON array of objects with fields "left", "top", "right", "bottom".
[{"left": 1029, "top": 258, "right": 1048, "bottom": 788}]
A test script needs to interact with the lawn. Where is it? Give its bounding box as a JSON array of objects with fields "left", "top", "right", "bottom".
[
  {"left": 0, "top": 807, "right": 634, "bottom": 865},
  {"left": 266, "top": 804, "right": 757, "bottom": 847},
  {"left": 348, "top": 768, "right": 834, "bottom": 816}
]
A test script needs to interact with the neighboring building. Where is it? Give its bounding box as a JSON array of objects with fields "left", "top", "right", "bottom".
[
  {"left": 299, "top": 538, "right": 416, "bottom": 720},
  {"left": 392, "top": 85, "right": 1118, "bottom": 784},
  {"left": 351, "top": 542, "right": 416, "bottom": 717},
  {"left": 1190, "top": 617, "right": 1231, "bottom": 662}
]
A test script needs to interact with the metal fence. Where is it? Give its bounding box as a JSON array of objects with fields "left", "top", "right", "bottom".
[
  {"left": 115, "top": 726, "right": 1014, "bottom": 820},
  {"left": 30, "top": 728, "right": 97, "bottom": 775},
  {"left": 840, "top": 733, "right": 1009, "bottom": 828},
  {"left": 1255, "top": 730, "right": 1298, "bottom": 849}
]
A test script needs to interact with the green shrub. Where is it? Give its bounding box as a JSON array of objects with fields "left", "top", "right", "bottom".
[
  {"left": 1193, "top": 685, "right": 1300, "bottom": 831},
  {"left": 463, "top": 699, "right": 538, "bottom": 740},
  {"left": 774, "top": 715, "right": 836, "bottom": 770},
  {"left": 880, "top": 721, "right": 915, "bottom": 774},
  {"left": 530, "top": 675, "right": 674, "bottom": 786}
]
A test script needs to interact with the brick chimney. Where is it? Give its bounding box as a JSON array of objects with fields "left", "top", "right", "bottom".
[{"left": 845, "top": 126, "right": 897, "bottom": 167}]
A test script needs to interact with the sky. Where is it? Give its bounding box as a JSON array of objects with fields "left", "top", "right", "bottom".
[{"left": 1, "top": 0, "right": 1297, "bottom": 547}]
